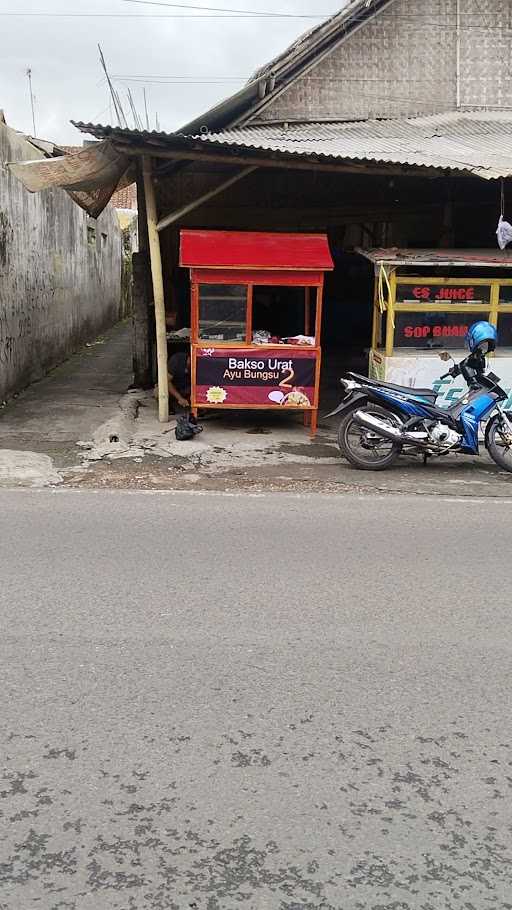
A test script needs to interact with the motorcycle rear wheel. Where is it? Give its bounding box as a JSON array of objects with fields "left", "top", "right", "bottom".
[
  {"left": 486, "top": 414, "right": 512, "bottom": 473},
  {"left": 338, "top": 405, "right": 402, "bottom": 471}
]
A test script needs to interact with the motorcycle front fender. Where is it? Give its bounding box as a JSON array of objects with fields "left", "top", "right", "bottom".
[
  {"left": 484, "top": 411, "right": 508, "bottom": 450},
  {"left": 324, "top": 392, "right": 368, "bottom": 420}
]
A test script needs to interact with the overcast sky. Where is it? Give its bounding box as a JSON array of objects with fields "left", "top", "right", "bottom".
[{"left": 0, "top": 0, "right": 340, "bottom": 144}]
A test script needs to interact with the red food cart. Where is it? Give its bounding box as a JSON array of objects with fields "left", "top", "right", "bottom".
[{"left": 180, "top": 230, "right": 334, "bottom": 436}]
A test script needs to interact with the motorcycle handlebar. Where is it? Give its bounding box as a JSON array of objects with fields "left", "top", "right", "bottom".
[
  {"left": 440, "top": 353, "right": 486, "bottom": 385},
  {"left": 440, "top": 364, "right": 460, "bottom": 380}
]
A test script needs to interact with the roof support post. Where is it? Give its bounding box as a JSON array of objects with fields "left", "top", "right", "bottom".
[
  {"left": 142, "top": 155, "right": 169, "bottom": 423},
  {"left": 156, "top": 166, "right": 257, "bottom": 233}
]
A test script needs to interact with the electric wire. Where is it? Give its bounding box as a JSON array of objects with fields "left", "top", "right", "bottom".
[
  {"left": 0, "top": 10, "right": 327, "bottom": 18},
  {"left": 123, "top": 0, "right": 323, "bottom": 16},
  {"left": 1, "top": 10, "right": 512, "bottom": 29},
  {"left": 106, "top": 73, "right": 512, "bottom": 110}
]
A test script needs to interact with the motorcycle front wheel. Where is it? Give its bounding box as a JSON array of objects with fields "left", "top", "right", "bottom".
[
  {"left": 338, "top": 405, "right": 402, "bottom": 471},
  {"left": 486, "top": 414, "right": 512, "bottom": 473}
]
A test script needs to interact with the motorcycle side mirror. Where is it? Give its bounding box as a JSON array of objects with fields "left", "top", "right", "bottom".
[{"left": 438, "top": 351, "right": 454, "bottom": 363}]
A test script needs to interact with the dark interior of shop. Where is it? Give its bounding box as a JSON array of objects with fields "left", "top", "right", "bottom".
[
  {"left": 160, "top": 168, "right": 508, "bottom": 410},
  {"left": 252, "top": 287, "right": 316, "bottom": 342}
]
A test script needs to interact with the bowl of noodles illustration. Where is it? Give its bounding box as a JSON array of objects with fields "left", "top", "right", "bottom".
[{"left": 281, "top": 388, "right": 311, "bottom": 408}]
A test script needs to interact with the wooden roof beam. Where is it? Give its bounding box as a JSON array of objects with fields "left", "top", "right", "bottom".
[
  {"left": 156, "top": 166, "right": 257, "bottom": 232},
  {"left": 112, "top": 142, "right": 444, "bottom": 180}
]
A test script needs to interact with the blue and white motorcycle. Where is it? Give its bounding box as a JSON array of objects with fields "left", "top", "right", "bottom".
[{"left": 327, "top": 322, "right": 512, "bottom": 473}]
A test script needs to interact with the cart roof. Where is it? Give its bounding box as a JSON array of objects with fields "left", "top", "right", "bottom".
[
  {"left": 180, "top": 230, "right": 334, "bottom": 271},
  {"left": 357, "top": 248, "right": 512, "bottom": 269}
]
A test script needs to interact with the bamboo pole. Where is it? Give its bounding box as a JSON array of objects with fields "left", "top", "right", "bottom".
[{"left": 142, "top": 155, "right": 169, "bottom": 423}]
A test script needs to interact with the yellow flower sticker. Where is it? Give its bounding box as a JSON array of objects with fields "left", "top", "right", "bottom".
[{"left": 206, "top": 386, "right": 227, "bottom": 404}]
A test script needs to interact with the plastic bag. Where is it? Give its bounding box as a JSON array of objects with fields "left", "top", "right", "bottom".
[
  {"left": 497, "top": 215, "right": 512, "bottom": 250},
  {"left": 175, "top": 415, "right": 204, "bottom": 441},
  {"left": 175, "top": 415, "right": 195, "bottom": 441}
]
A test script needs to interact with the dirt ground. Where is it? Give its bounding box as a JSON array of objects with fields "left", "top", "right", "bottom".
[
  {"left": 61, "top": 451, "right": 512, "bottom": 500},
  {"left": 2, "top": 322, "right": 512, "bottom": 499}
]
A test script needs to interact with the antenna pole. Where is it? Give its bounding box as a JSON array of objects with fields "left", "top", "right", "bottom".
[
  {"left": 26, "top": 68, "right": 37, "bottom": 136},
  {"left": 98, "top": 43, "right": 128, "bottom": 128},
  {"left": 143, "top": 88, "right": 150, "bottom": 131},
  {"left": 127, "top": 87, "right": 143, "bottom": 130}
]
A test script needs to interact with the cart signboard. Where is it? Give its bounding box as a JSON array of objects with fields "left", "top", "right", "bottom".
[
  {"left": 393, "top": 312, "right": 489, "bottom": 348},
  {"left": 396, "top": 284, "right": 491, "bottom": 304},
  {"left": 194, "top": 346, "right": 318, "bottom": 408}
]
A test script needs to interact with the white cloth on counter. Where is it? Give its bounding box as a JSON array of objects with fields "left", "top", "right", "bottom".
[
  {"left": 252, "top": 330, "right": 272, "bottom": 344},
  {"left": 251, "top": 331, "right": 315, "bottom": 345},
  {"left": 167, "top": 327, "right": 191, "bottom": 340},
  {"left": 283, "top": 335, "right": 315, "bottom": 346}
]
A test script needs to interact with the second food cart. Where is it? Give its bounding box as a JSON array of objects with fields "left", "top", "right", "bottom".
[{"left": 359, "top": 248, "right": 512, "bottom": 410}]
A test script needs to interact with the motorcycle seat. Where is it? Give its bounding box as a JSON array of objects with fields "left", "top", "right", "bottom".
[{"left": 348, "top": 373, "right": 438, "bottom": 402}]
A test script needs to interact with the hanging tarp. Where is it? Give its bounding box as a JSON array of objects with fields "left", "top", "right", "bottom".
[{"left": 6, "top": 140, "right": 133, "bottom": 218}]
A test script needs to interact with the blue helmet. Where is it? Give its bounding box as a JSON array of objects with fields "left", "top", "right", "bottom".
[{"left": 466, "top": 321, "right": 497, "bottom": 353}]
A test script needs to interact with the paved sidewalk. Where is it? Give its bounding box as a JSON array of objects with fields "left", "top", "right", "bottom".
[
  {"left": 1, "top": 321, "right": 511, "bottom": 497},
  {"left": 0, "top": 322, "right": 133, "bottom": 473}
]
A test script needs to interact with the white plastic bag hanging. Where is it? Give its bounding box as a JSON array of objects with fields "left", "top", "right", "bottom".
[{"left": 497, "top": 215, "right": 512, "bottom": 250}]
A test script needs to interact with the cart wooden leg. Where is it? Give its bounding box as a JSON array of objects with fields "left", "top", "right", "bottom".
[
  {"left": 303, "top": 410, "right": 312, "bottom": 428},
  {"left": 310, "top": 409, "right": 318, "bottom": 438}
]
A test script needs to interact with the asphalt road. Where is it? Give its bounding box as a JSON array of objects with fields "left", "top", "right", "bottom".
[{"left": 1, "top": 489, "right": 512, "bottom": 910}]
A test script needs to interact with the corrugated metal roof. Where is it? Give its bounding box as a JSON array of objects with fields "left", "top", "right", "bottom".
[
  {"left": 73, "top": 122, "right": 177, "bottom": 141},
  {"left": 194, "top": 112, "right": 512, "bottom": 180},
  {"left": 74, "top": 111, "right": 512, "bottom": 181},
  {"left": 358, "top": 248, "right": 512, "bottom": 268}
]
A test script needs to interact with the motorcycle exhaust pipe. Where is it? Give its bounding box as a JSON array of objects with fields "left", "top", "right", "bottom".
[
  {"left": 353, "top": 411, "right": 432, "bottom": 448},
  {"left": 353, "top": 411, "right": 403, "bottom": 442}
]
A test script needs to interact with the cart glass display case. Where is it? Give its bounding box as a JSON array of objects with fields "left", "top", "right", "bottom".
[
  {"left": 180, "top": 230, "right": 334, "bottom": 435},
  {"left": 359, "top": 248, "right": 512, "bottom": 410}
]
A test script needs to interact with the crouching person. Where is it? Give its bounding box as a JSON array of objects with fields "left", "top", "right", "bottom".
[{"left": 154, "top": 351, "right": 191, "bottom": 412}]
